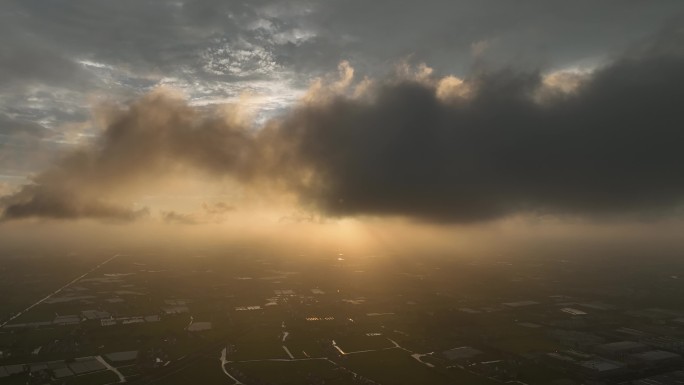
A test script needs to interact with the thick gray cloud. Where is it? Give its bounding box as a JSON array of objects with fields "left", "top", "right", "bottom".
[
  {"left": 2, "top": 28, "right": 683, "bottom": 223},
  {"left": 281, "top": 55, "right": 684, "bottom": 221},
  {"left": 1, "top": 1, "right": 684, "bottom": 223}
]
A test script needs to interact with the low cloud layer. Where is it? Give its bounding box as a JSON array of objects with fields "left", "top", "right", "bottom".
[
  {"left": 1, "top": 29, "right": 683, "bottom": 223},
  {"left": 281, "top": 35, "right": 684, "bottom": 222},
  {"left": 162, "top": 202, "right": 235, "bottom": 225},
  {"left": 1, "top": 92, "right": 260, "bottom": 220}
]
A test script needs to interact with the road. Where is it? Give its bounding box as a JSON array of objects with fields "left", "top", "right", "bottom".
[
  {"left": 96, "top": 355, "right": 127, "bottom": 383},
  {"left": 0, "top": 254, "right": 120, "bottom": 328},
  {"left": 220, "top": 347, "right": 242, "bottom": 384}
]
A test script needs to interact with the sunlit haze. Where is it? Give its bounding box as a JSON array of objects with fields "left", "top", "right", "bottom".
[{"left": 1, "top": 2, "right": 684, "bottom": 385}]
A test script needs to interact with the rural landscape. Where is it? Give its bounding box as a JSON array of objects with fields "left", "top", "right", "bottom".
[{"left": 3, "top": 251, "right": 684, "bottom": 384}]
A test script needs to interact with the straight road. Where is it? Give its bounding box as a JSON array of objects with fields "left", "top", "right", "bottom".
[{"left": 0, "top": 254, "right": 119, "bottom": 328}]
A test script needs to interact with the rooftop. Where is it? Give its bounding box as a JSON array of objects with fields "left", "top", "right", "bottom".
[
  {"left": 67, "top": 359, "right": 105, "bottom": 375},
  {"left": 579, "top": 359, "right": 625, "bottom": 372},
  {"left": 105, "top": 350, "right": 139, "bottom": 362},
  {"left": 633, "top": 370, "right": 684, "bottom": 384},
  {"left": 632, "top": 350, "right": 682, "bottom": 362},
  {"left": 503, "top": 300, "right": 539, "bottom": 307},
  {"left": 596, "top": 341, "right": 648, "bottom": 353},
  {"left": 188, "top": 322, "right": 212, "bottom": 332}
]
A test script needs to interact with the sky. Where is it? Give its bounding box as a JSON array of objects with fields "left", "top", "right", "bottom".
[{"left": 1, "top": 1, "right": 684, "bottom": 256}]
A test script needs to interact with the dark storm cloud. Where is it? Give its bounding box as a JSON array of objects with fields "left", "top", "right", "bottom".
[
  {"left": 274, "top": 30, "right": 684, "bottom": 222},
  {"left": 1, "top": 25, "right": 684, "bottom": 223}
]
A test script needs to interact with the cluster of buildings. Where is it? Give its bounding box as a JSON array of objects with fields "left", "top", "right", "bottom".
[
  {"left": 0, "top": 352, "right": 137, "bottom": 382},
  {"left": 447, "top": 294, "right": 684, "bottom": 384},
  {"left": 546, "top": 340, "right": 684, "bottom": 381}
]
